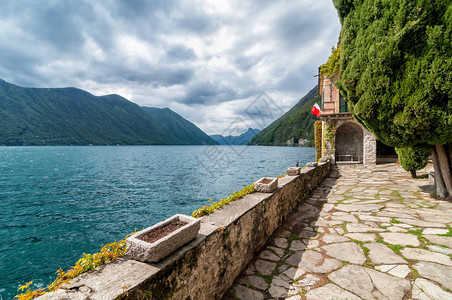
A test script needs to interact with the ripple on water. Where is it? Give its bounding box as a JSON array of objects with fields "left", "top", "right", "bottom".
[{"left": 0, "top": 145, "right": 314, "bottom": 298}]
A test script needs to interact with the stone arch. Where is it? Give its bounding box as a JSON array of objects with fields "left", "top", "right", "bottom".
[{"left": 334, "top": 122, "right": 363, "bottom": 162}]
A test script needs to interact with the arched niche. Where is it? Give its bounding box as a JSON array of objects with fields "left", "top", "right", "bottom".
[{"left": 334, "top": 122, "right": 363, "bottom": 162}]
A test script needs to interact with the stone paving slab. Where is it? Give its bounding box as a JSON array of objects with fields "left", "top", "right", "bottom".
[
  {"left": 424, "top": 234, "right": 452, "bottom": 248},
  {"left": 321, "top": 242, "right": 367, "bottom": 264},
  {"left": 376, "top": 264, "right": 411, "bottom": 278},
  {"left": 366, "top": 242, "right": 407, "bottom": 265},
  {"left": 401, "top": 248, "right": 452, "bottom": 266},
  {"left": 380, "top": 232, "right": 421, "bottom": 246},
  {"left": 414, "top": 261, "right": 452, "bottom": 292},
  {"left": 225, "top": 164, "right": 452, "bottom": 300},
  {"left": 305, "top": 283, "right": 360, "bottom": 300},
  {"left": 413, "top": 278, "right": 452, "bottom": 300}
]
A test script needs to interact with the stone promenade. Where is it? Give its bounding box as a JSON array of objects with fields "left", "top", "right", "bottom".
[{"left": 225, "top": 163, "right": 452, "bottom": 300}]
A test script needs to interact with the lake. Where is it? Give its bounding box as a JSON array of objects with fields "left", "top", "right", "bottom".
[{"left": 0, "top": 145, "right": 315, "bottom": 298}]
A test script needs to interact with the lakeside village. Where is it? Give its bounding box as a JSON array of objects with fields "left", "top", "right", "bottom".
[
  {"left": 286, "top": 138, "right": 310, "bottom": 147},
  {"left": 15, "top": 2, "right": 452, "bottom": 300}
]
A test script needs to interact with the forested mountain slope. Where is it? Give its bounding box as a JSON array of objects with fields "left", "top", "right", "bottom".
[
  {"left": 0, "top": 80, "right": 216, "bottom": 145},
  {"left": 249, "top": 85, "right": 319, "bottom": 146}
]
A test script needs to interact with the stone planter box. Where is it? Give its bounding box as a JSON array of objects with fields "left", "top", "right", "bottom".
[
  {"left": 254, "top": 177, "right": 278, "bottom": 193},
  {"left": 126, "top": 214, "right": 200, "bottom": 263},
  {"left": 286, "top": 167, "right": 301, "bottom": 176}
]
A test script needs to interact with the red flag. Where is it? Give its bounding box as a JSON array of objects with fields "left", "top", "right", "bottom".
[{"left": 311, "top": 102, "right": 321, "bottom": 118}]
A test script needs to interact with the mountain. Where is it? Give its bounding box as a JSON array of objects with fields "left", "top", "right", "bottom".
[
  {"left": 142, "top": 107, "right": 216, "bottom": 145},
  {"left": 249, "top": 85, "right": 319, "bottom": 146},
  {"left": 210, "top": 128, "right": 261, "bottom": 145},
  {"left": 0, "top": 80, "right": 217, "bottom": 145}
]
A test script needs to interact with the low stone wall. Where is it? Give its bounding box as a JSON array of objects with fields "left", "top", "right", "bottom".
[{"left": 40, "top": 162, "right": 330, "bottom": 300}]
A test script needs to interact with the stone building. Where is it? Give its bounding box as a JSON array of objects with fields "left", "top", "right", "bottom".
[{"left": 318, "top": 73, "right": 377, "bottom": 165}]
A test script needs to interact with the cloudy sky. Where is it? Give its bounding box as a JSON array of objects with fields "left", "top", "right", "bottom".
[{"left": 0, "top": 0, "right": 340, "bottom": 135}]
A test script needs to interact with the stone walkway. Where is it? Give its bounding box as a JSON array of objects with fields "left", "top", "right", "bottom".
[{"left": 224, "top": 164, "right": 452, "bottom": 300}]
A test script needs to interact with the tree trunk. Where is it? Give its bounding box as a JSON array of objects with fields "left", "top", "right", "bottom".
[
  {"left": 410, "top": 170, "right": 417, "bottom": 178},
  {"left": 435, "top": 144, "right": 452, "bottom": 197},
  {"left": 448, "top": 144, "right": 452, "bottom": 167},
  {"left": 431, "top": 146, "right": 450, "bottom": 198}
]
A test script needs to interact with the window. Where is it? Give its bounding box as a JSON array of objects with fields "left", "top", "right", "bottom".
[
  {"left": 330, "top": 82, "right": 333, "bottom": 102},
  {"left": 339, "top": 93, "right": 349, "bottom": 113}
]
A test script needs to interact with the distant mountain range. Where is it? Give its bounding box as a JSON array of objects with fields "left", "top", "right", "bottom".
[
  {"left": 142, "top": 107, "right": 216, "bottom": 145},
  {"left": 249, "top": 85, "right": 319, "bottom": 146},
  {"left": 210, "top": 128, "right": 261, "bottom": 145},
  {"left": 0, "top": 79, "right": 217, "bottom": 146}
]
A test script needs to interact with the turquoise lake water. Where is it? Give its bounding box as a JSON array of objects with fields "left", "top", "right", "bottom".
[{"left": 0, "top": 145, "right": 315, "bottom": 298}]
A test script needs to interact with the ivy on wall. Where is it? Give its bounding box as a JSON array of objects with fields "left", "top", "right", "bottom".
[
  {"left": 314, "top": 120, "right": 322, "bottom": 161},
  {"left": 323, "top": 120, "right": 337, "bottom": 158}
]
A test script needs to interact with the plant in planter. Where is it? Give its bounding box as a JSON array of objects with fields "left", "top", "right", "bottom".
[
  {"left": 286, "top": 167, "right": 301, "bottom": 176},
  {"left": 126, "top": 214, "right": 200, "bottom": 263},
  {"left": 254, "top": 177, "right": 278, "bottom": 193}
]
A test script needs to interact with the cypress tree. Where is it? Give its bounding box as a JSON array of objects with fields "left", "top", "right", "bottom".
[{"left": 333, "top": 0, "right": 452, "bottom": 198}]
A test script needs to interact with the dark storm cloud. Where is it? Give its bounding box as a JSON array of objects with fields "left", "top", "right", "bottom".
[
  {"left": 233, "top": 54, "right": 265, "bottom": 73},
  {"left": 113, "top": 0, "right": 171, "bottom": 18},
  {"left": 27, "top": 4, "right": 86, "bottom": 50},
  {"left": 81, "top": 61, "right": 194, "bottom": 88},
  {"left": 111, "top": 0, "right": 219, "bottom": 38},
  {"left": 274, "top": 6, "right": 324, "bottom": 48},
  {"left": 277, "top": 69, "right": 317, "bottom": 93},
  {"left": 0, "top": 1, "right": 91, "bottom": 50},
  {"left": 0, "top": 0, "right": 341, "bottom": 133},
  {"left": 182, "top": 81, "right": 240, "bottom": 105},
  {"left": 123, "top": 68, "right": 194, "bottom": 87},
  {"left": 166, "top": 46, "right": 197, "bottom": 62}
]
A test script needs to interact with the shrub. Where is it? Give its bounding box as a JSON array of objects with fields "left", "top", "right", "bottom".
[
  {"left": 395, "top": 147, "right": 430, "bottom": 178},
  {"left": 192, "top": 184, "right": 255, "bottom": 218}
]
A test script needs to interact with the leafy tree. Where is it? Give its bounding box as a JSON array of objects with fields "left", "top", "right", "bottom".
[
  {"left": 395, "top": 147, "right": 429, "bottom": 178},
  {"left": 333, "top": 0, "right": 452, "bottom": 198}
]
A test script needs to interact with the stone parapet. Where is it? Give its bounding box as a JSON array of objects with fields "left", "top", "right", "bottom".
[{"left": 38, "top": 162, "right": 331, "bottom": 300}]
